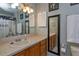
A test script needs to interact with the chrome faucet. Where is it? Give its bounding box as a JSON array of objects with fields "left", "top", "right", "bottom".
[{"left": 15, "top": 38, "right": 21, "bottom": 42}]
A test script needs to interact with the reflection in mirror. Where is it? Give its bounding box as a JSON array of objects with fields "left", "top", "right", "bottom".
[
  {"left": 49, "top": 16, "right": 58, "bottom": 52},
  {"left": 48, "top": 15, "right": 60, "bottom": 55},
  {"left": 17, "top": 23, "right": 22, "bottom": 35},
  {"left": 0, "top": 17, "right": 16, "bottom": 38},
  {"left": 0, "top": 3, "right": 35, "bottom": 39},
  {"left": 25, "top": 20, "right": 29, "bottom": 34}
]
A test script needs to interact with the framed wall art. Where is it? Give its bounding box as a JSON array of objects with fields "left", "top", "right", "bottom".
[
  {"left": 70, "top": 3, "right": 79, "bottom": 6},
  {"left": 49, "top": 3, "right": 59, "bottom": 11}
]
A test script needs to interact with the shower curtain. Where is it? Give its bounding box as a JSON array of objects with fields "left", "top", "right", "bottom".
[
  {"left": 67, "top": 15, "right": 79, "bottom": 43},
  {"left": 0, "top": 18, "right": 15, "bottom": 38}
]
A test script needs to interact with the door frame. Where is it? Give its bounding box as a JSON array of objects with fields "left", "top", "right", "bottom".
[{"left": 48, "top": 14, "right": 60, "bottom": 55}]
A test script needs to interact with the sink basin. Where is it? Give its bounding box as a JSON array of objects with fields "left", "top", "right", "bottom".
[
  {"left": 9, "top": 39, "right": 29, "bottom": 46},
  {"left": 9, "top": 39, "right": 37, "bottom": 48},
  {"left": 15, "top": 39, "right": 28, "bottom": 45}
]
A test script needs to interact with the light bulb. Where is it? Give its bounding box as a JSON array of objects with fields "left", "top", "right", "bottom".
[
  {"left": 23, "top": 8, "right": 27, "bottom": 12},
  {"left": 30, "top": 9, "right": 34, "bottom": 13},
  {"left": 28, "top": 10, "right": 31, "bottom": 14},
  {"left": 26, "top": 7, "right": 30, "bottom": 11},
  {"left": 26, "top": 7, "right": 31, "bottom": 14}
]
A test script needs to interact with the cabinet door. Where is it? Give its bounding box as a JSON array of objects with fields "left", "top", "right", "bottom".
[
  {"left": 33, "top": 43, "right": 40, "bottom": 56},
  {"left": 49, "top": 36, "right": 52, "bottom": 50},
  {"left": 28, "top": 46, "right": 34, "bottom": 56},
  {"left": 51, "top": 34, "right": 56, "bottom": 49},
  {"left": 15, "top": 39, "right": 48, "bottom": 56},
  {"left": 45, "top": 39, "right": 48, "bottom": 55},
  {"left": 25, "top": 48, "right": 30, "bottom": 56},
  {"left": 40, "top": 39, "right": 47, "bottom": 56},
  {"left": 40, "top": 45, "right": 46, "bottom": 56}
]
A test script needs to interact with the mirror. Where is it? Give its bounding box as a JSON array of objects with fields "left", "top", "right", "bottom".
[
  {"left": 48, "top": 15, "right": 60, "bottom": 55},
  {"left": 0, "top": 18, "right": 16, "bottom": 38},
  {"left": 0, "top": 3, "right": 35, "bottom": 39},
  {"left": 17, "top": 23, "right": 23, "bottom": 34},
  {"left": 25, "top": 20, "right": 30, "bottom": 34},
  {"left": 67, "top": 15, "right": 79, "bottom": 56}
]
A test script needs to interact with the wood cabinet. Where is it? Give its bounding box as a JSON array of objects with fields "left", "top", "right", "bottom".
[
  {"left": 25, "top": 48, "right": 30, "bottom": 56},
  {"left": 51, "top": 34, "right": 56, "bottom": 49},
  {"left": 49, "top": 36, "right": 52, "bottom": 50},
  {"left": 15, "top": 39, "right": 47, "bottom": 56},
  {"left": 33, "top": 43, "right": 40, "bottom": 56},
  {"left": 15, "top": 48, "right": 29, "bottom": 56},
  {"left": 40, "top": 39, "right": 48, "bottom": 56},
  {"left": 15, "top": 50, "right": 26, "bottom": 56},
  {"left": 49, "top": 34, "right": 56, "bottom": 50}
]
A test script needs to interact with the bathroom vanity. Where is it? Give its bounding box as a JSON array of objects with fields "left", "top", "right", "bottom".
[
  {"left": 0, "top": 34, "right": 48, "bottom": 56},
  {"left": 15, "top": 38, "right": 48, "bottom": 56},
  {"left": 0, "top": 33, "right": 56, "bottom": 56}
]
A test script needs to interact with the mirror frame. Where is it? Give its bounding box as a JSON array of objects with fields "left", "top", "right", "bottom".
[{"left": 48, "top": 14, "right": 60, "bottom": 55}]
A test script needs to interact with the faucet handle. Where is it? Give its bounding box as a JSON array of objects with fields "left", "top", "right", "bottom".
[{"left": 15, "top": 38, "right": 21, "bottom": 42}]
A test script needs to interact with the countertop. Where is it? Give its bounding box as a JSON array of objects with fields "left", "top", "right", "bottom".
[
  {"left": 0, "top": 34, "right": 46, "bottom": 56},
  {"left": 0, "top": 33, "right": 55, "bottom": 56}
]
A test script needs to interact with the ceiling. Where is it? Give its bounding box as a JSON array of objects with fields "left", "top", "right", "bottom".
[
  {"left": 0, "top": 3, "right": 18, "bottom": 14},
  {"left": 0, "top": 3, "right": 36, "bottom": 15}
]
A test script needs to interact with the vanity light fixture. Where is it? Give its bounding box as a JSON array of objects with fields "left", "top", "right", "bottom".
[
  {"left": 11, "top": 3, "right": 34, "bottom": 14},
  {"left": 20, "top": 3, "right": 34, "bottom": 14},
  {"left": 22, "top": 6, "right": 34, "bottom": 14}
]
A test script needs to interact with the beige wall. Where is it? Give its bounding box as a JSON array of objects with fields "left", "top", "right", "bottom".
[{"left": 35, "top": 3, "right": 48, "bottom": 37}]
